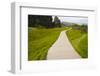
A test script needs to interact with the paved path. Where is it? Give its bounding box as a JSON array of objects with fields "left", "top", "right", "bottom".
[{"left": 47, "top": 30, "right": 81, "bottom": 60}]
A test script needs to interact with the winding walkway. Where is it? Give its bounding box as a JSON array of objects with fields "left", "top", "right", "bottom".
[{"left": 47, "top": 30, "right": 81, "bottom": 59}]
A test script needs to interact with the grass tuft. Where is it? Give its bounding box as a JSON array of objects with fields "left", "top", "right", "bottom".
[
  {"left": 66, "top": 29, "right": 88, "bottom": 58},
  {"left": 28, "top": 27, "right": 68, "bottom": 61}
]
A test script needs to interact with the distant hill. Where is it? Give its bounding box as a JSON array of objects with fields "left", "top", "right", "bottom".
[
  {"left": 61, "top": 21, "right": 87, "bottom": 26},
  {"left": 61, "top": 22, "right": 74, "bottom": 26}
]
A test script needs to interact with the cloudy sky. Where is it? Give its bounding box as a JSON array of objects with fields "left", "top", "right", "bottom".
[{"left": 53, "top": 16, "right": 88, "bottom": 25}]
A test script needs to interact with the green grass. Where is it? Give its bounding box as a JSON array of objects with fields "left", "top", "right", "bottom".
[
  {"left": 28, "top": 27, "right": 68, "bottom": 61},
  {"left": 66, "top": 29, "right": 88, "bottom": 58}
]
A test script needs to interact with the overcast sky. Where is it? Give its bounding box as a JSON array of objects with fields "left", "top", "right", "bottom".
[{"left": 53, "top": 16, "right": 88, "bottom": 25}]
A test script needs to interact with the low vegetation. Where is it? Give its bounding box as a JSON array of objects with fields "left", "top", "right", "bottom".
[
  {"left": 66, "top": 26, "right": 88, "bottom": 58},
  {"left": 28, "top": 27, "right": 68, "bottom": 60}
]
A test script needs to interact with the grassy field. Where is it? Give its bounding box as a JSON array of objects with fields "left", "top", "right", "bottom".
[
  {"left": 66, "top": 29, "right": 88, "bottom": 58},
  {"left": 28, "top": 27, "right": 68, "bottom": 61}
]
